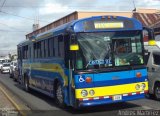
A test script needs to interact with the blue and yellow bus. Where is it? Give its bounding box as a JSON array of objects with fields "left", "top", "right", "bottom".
[{"left": 18, "top": 15, "right": 149, "bottom": 108}]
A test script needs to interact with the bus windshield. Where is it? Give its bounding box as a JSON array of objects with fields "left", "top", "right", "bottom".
[{"left": 76, "top": 31, "right": 144, "bottom": 70}]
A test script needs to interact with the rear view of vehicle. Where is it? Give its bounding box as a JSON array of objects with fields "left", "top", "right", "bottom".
[
  {"left": 1, "top": 63, "right": 10, "bottom": 74},
  {"left": 9, "top": 61, "right": 17, "bottom": 78}
]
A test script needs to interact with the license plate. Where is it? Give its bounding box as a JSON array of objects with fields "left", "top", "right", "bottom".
[{"left": 113, "top": 95, "right": 122, "bottom": 101}]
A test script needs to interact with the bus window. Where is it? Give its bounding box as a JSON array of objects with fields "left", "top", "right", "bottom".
[
  {"left": 58, "top": 35, "right": 64, "bottom": 58},
  {"left": 41, "top": 40, "right": 45, "bottom": 58},
  {"left": 54, "top": 37, "right": 58, "bottom": 57},
  {"left": 37, "top": 41, "right": 41, "bottom": 58},
  {"left": 44, "top": 39, "right": 49, "bottom": 58},
  {"left": 22, "top": 45, "right": 28, "bottom": 59},
  {"left": 49, "top": 37, "right": 54, "bottom": 57}
]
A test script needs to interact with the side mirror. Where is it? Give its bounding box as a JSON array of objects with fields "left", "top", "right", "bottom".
[
  {"left": 70, "top": 44, "right": 79, "bottom": 51},
  {"left": 143, "top": 27, "right": 156, "bottom": 46}
]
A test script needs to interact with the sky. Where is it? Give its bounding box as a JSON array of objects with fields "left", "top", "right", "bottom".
[{"left": 0, "top": 0, "right": 160, "bottom": 56}]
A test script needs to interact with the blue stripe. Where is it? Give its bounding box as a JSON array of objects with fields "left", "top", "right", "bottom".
[
  {"left": 74, "top": 69, "right": 147, "bottom": 89},
  {"left": 75, "top": 76, "right": 147, "bottom": 89}
]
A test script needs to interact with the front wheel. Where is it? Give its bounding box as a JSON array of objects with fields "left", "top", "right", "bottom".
[
  {"left": 55, "top": 82, "right": 65, "bottom": 108},
  {"left": 154, "top": 83, "right": 160, "bottom": 100}
]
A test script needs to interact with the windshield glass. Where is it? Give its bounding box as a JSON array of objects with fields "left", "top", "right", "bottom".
[
  {"left": 3, "top": 64, "right": 10, "bottom": 67},
  {"left": 76, "top": 31, "right": 144, "bottom": 70}
]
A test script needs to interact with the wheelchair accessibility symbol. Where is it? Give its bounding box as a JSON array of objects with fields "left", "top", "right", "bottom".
[{"left": 79, "top": 75, "right": 85, "bottom": 82}]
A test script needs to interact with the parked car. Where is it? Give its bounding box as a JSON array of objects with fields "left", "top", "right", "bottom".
[
  {"left": 9, "top": 61, "right": 17, "bottom": 78},
  {"left": 1, "top": 63, "right": 10, "bottom": 74},
  {"left": 144, "top": 45, "right": 160, "bottom": 100}
]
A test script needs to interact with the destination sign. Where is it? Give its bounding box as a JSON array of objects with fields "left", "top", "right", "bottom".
[{"left": 94, "top": 21, "right": 124, "bottom": 29}]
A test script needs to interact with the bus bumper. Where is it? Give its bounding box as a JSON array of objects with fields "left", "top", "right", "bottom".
[
  {"left": 74, "top": 81, "right": 148, "bottom": 107},
  {"left": 76, "top": 92, "right": 147, "bottom": 107}
]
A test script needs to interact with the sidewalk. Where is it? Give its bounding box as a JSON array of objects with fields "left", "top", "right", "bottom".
[
  {"left": 0, "top": 82, "right": 30, "bottom": 116},
  {"left": 0, "top": 86, "right": 17, "bottom": 115},
  {"left": 0, "top": 87, "right": 15, "bottom": 109}
]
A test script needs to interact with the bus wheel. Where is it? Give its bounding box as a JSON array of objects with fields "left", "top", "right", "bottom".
[
  {"left": 55, "top": 82, "right": 65, "bottom": 108},
  {"left": 154, "top": 83, "right": 160, "bottom": 100},
  {"left": 24, "top": 76, "right": 30, "bottom": 92}
]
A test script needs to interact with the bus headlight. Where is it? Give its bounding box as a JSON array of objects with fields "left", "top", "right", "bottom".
[
  {"left": 81, "top": 90, "right": 88, "bottom": 97},
  {"left": 135, "top": 84, "right": 140, "bottom": 90},
  {"left": 89, "top": 90, "right": 95, "bottom": 96},
  {"left": 141, "top": 83, "right": 146, "bottom": 90}
]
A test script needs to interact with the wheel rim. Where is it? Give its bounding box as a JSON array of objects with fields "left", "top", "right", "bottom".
[
  {"left": 56, "top": 85, "right": 63, "bottom": 104},
  {"left": 155, "top": 86, "right": 160, "bottom": 99}
]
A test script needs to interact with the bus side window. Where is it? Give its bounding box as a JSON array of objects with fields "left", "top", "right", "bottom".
[
  {"left": 34, "top": 43, "right": 37, "bottom": 58},
  {"left": 58, "top": 35, "right": 64, "bottom": 58},
  {"left": 49, "top": 37, "right": 54, "bottom": 57},
  {"left": 64, "top": 34, "right": 70, "bottom": 68},
  {"left": 41, "top": 40, "right": 45, "bottom": 58},
  {"left": 44, "top": 39, "right": 49, "bottom": 58},
  {"left": 22, "top": 45, "right": 28, "bottom": 59},
  {"left": 54, "top": 37, "right": 58, "bottom": 57}
]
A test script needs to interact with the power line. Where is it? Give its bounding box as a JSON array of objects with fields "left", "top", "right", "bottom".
[
  {"left": 0, "top": 0, "right": 6, "bottom": 11},
  {"left": 0, "top": 22, "right": 23, "bottom": 30},
  {"left": 0, "top": 29, "right": 28, "bottom": 32},
  {"left": 0, "top": 5, "right": 114, "bottom": 8},
  {"left": 0, "top": 10, "right": 49, "bottom": 23}
]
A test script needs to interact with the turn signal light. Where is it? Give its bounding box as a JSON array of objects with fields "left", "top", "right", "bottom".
[
  {"left": 136, "top": 72, "right": 142, "bottom": 78},
  {"left": 86, "top": 77, "right": 92, "bottom": 83}
]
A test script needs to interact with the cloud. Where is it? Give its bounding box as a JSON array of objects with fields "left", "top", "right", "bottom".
[
  {"left": 135, "top": 0, "right": 160, "bottom": 8},
  {"left": 39, "top": 3, "right": 70, "bottom": 15}
]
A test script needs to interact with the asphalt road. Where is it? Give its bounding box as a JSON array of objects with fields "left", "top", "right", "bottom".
[{"left": 0, "top": 73, "right": 160, "bottom": 116}]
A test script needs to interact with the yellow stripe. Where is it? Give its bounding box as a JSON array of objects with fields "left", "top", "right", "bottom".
[
  {"left": 75, "top": 82, "right": 148, "bottom": 98},
  {"left": 0, "top": 86, "right": 26, "bottom": 116},
  {"left": 23, "top": 63, "right": 68, "bottom": 86}
]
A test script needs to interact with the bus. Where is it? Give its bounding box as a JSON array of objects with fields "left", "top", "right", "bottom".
[{"left": 18, "top": 15, "right": 150, "bottom": 108}]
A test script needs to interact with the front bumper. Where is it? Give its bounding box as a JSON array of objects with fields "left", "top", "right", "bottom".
[
  {"left": 75, "top": 82, "right": 148, "bottom": 107},
  {"left": 77, "top": 92, "right": 147, "bottom": 107},
  {"left": 1, "top": 70, "right": 9, "bottom": 73}
]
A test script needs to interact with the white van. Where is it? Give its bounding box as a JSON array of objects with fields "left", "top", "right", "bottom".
[
  {"left": 144, "top": 45, "right": 160, "bottom": 100},
  {"left": 0, "top": 58, "right": 5, "bottom": 70}
]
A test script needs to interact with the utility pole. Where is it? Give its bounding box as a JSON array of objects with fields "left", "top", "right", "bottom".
[{"left": 132, "top": 0, "right": 136, "bottom": 12}]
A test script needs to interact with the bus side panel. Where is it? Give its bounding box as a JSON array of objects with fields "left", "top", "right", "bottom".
[{"left": 24, "top": 58, "right": 70, "bottom": 105}]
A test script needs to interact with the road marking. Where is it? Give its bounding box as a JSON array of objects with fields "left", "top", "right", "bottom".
[
  {"left": 0, "top": 86, "right": 26, "bottom": 116},
  {"left": 141, "top": 105, "right": 152, "bottom": 110}
]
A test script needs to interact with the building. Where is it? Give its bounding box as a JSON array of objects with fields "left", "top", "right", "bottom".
[{"left": 26, "top": 8, "right": 160, "bottom": 40}]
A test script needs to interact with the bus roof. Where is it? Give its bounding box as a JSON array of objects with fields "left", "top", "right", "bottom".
[{"left": 19, "top": 15, "right": 143, "bottom": 46}]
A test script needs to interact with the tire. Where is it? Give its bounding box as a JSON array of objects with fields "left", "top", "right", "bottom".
[
  {"left": 55, "top": 82, "right": 65, "bottom": 108},
  {"left": 9, "top": 70, "right": 12, "bottom": 78},
  {"left": 154, "top": 83, "right": 160, "bottom": 100},
  {"left": 10, "top": 74, "right": 12, "bottom": 78},
  {"left": 145, "top": 93, "right": 154, "bottom": 99},
  {"left": 24, "top": 76, "right": 30, "bottom": 92}
]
